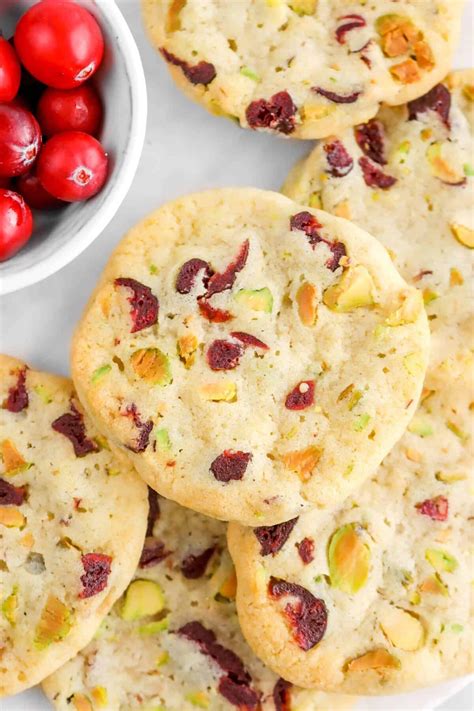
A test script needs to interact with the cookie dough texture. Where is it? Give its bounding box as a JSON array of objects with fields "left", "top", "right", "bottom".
[
  {"left": 71, "top": 188, "right": 429, "bottom": 526},
  {"left": 0, "top": 355, "right": 148, "bottom": 697},
  {"left": 142, "top": 0, "right": 463, "bottom": 139},
  {"left": 44, "top": 497, "right": 354, "bottom": 710},
  {"left": 228, "top": 350, "right": 474, "bottom": 694}
]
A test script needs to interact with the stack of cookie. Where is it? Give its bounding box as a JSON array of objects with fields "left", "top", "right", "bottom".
[{"left": 1, "top": 1, "right": 472, "bottom": 709}]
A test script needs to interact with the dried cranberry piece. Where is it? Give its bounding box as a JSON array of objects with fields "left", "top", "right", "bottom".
[
  {"left": 335, "top": 14, "right": 366, "bottom": 44},
  {"left": 207, "top": 340, "right": 243, "bottom": 371},
  {"left": 160, "top": 48, "right": 216, "bottom": 85},
  {"left": 285, "top": 380, "right": 315, "bottom": 410},
  {"left": 3, "top": 367, "right": 28, "bottom": 413},
  {"left": 52, "top": 404, "right": 98, "bottom": 457},
  {"left": 313, "top": 87, "right": 361, "bottom": 104},
  {"left": 290, "top": 211, "right": 324, "bottom": 248},
  {"left": 181, "top": 546, "right": 215, "bottom": 579},
  {"left": 230, "top": 331, "right": 269, "bottom": 350},
  {"left": 326, "top": 241, "right": 347, "bottom": 272},
  {"left": 210, "top": 450, "right": 252, "bottom": 482},
  {"left": 324, "top": 140, "right": 354, "bottom": 177},
  {"left": 79, "top": 553, "right": 112, "bottom": 598},
  {"left": 198, "top": 299, "right": 234, "bottom": 323},
  {"left": 178, "top": 621, "right": 259, "bottom": 707},
  {"left": 354, "top": 119, "right": 386, "bottom": 165},
  {"left": 139, "top": 537, "right": 170, "bottom": 568},
  {"left": 273, "top": 678, "right": 292, "bottom": 711},
  {"left": 254, "top": 518, "right": 298, "bottom": 556},
  {"left": 206, "top": 240, "right": 250, "bottom": 298},
  {"left": 296, "top": 537, "right": 315, "bottom": 564},
  {"left": 114, "top": 277, "right": 159, "bottom": 333},
  {"left": 124, "top": 403, "right": 153, "bottom": 453},
  {"left": 0, "top": 477, "right": 26, "bottom": 506},
  {"left": 407, "top": 83, "right": 451, "bottom": 128},
  {"left": 218, "top": 676, "right": 260, "bottom": 709},
  {"left": 246, "top": 91, "right": 297, "bottom": 135},
  {"left": 146, "top": 488, "right": 160, "bottom": 537},
  {"left": 415, "top": 495, "right": 448, "bottom": 521},
  {"left": 176, "top": 258, "right": 213, "bottom": 294},
  {"left": 359, "top": 157, "right": 397, "bottom": 189},
  {"left": 268, "top": 577, "right": 328, "bottom": 651}
]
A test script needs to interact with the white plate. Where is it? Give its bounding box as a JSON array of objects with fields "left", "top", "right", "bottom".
[{"left": 0, "top": 0, "right": 472, "bottom": 708}]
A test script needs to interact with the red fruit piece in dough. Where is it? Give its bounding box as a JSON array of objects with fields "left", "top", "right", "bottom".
[
  {"left": 324, "top": 140, "right": 354, "bottom": 177},
  {"left": 290, "top": 211, "right": 324, "bottom": 248},
  {"left": 206, "top": 240, "right": 250, "bottom": 298},
  {"left": 326, "top": 241, "right": 347, "bottom": 272},
  {"left": 114, "top": 277, "right": 159, "bottom": 333},
  {"left": 210, "top": 450, "right": 252, "bottom": 482},
  {"left": 198, "top": 299, "right": 234, "bottom": 323},
  {"left": 0, "top": 477, "right": 27, "bottom": 506},
  {"left": 124, "top": 403, "right": 153, "bottom": 453},
  {"left": 273, "top": 678, "right": 293, "bottom": 711},
  {"left": 230, "top": 331, "right": 269, "bottom": 350},
  {"left": 335, "top": 14, "right": 366, "bottom": 44},
  {"left": 79, "top": 552, "right": 112, "bottom": 598},
  {"left": 178, "top": 621, "right": 260, "bottom": 708},
  {"left": 207, "top": 340, "right": 243, "bottom": 371},
  {"left": 3, "top": 367, "right": 28, "bottom": 412},
  {"left": 181, "top": 546, "right": 215, "bottom": 579},
  {"left": 139, "top": 538, "right": 170, "bottom": 568},
  {"left": 246, "top": 91, "right": 297, "bottom": 135},
  {"left": 285, "top": 380, "right": 315, "bottom": 410},
  {"left": 268, "top": 577, "right": 328, "bottom": 651},
  {"left": 160, "top": 48, "right": 216, "bottom": 85},
  {"left": 359, "top": 157, "right": 397, "bottom": 189},
  {"left": 254, "top": 518, "right": 299, "bottom": 556},
  {"left": 313, "top": 87, "right": 361, "bottom": 104},
  {"left": 146, "top": 488, "right": 160, "bottom": 537},
  {"left": 407, "top": 83, "right": 451, "bottom": 128},
  {"left": 52, "top": 404, "right": 98, "bottom": 457},
  {"left": 354, "top": 119, "right": 386, "bottom": 165},
  {"left": 296, "top": 537, "right": 315, "bottom": 564},
  {"left": 415, "top": 495, "right": 448, "bottom": 521},
  {"left": 176, "top": 258, "right": 213, "bottom": 294}
]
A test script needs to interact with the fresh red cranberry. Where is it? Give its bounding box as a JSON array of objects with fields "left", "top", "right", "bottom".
[
  {"left": 37, "top": 84, "right": 103, "bottom": 137},
  {"left": 16, "top": 170, "right": 64, "bottom": 210},
  {"left": 0, "top": 103, "right": 42, "bottom": 177}
]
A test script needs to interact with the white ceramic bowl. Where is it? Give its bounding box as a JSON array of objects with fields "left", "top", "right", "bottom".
[{"left": 0, "top": 0, "right": 147, "bottom": 295}]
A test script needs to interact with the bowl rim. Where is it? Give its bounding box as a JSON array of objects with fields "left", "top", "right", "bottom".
[{"left": 0, "top": 0, "right": 148, "bottom": 296}]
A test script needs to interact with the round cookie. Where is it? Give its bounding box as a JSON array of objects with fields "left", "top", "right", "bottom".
[
  {"left": 71, "top": 188, "right": 429, "bottom": 526},
  {"left": 142, "top": 0, "right": 464, "bottom": 139},
  {"left": 283, "top": 69, "right": 474, "bottom": 368},
  {"left": 0, "top": 355, "right": 148, "bottom": 697},
  {"left": 43, "top": 495, "right": 354, "bottom": 710},
  {"left": 228, "top": 348, "right": 473, "bottom": 694}
]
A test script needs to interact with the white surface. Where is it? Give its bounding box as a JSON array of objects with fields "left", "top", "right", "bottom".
[
  {"left": 0, "top": 0, "right": 147, "bottom": 294},
  {"left": 0, "top": 0, "right": 472, "bottom": 708}
]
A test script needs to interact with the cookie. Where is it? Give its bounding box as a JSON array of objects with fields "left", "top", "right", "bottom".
[
  {"left": 282, "top": 69, "right": 474, "bottom": 369},
  {"left": 228, "top": 349, "right": 473, "bottom": 694},
  {"left": 71, "top": 188, "right": 429, "bottom": 526},
  {"left": 0, "top": 355, "right": 148, "bottom": 697},
  {"left": 43, "top": 495, "right": 354, "bottom": 710},
  {"left": 142, "top": 0, "right": 464, "bottom": 139}
]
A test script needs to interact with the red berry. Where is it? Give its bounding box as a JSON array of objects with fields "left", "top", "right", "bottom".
[
  {"left": 16, "top": 171, "right": 64, "bottom": 211},
  {"left": 0, "top": 189, "right": 33, "bottom": 262},
  {"left": 0, "top": 103, "right": 42, "bottom": 178},
  {"left": 0, "top": 37, "right": 21, "bottom": 102},
  {"left": 37, "top": 132, "right": 108, "bottom": 202},
  {"left": 14, "top": 0, "right": 104, "bottom": 90},
  {"left": 37, "top": 85, "right": 103, "bottom": 137}
]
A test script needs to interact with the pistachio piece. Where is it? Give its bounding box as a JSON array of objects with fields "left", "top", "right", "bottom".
[
  {"left": 419, "top": 574, "right": 449, "bottom": 596},
  {"left": 130, "top": 348, "right": 172, "bottom": 386},
  {"left": 120, "top": 580, "right": 165, "bottom": 621},
  {"left": 177, "top": 334, "right": 198, "bottom": 368},
  {"left": 2, "top": 587, "right": 18, "bottom": 626},
  {"left": 379, "top": 607, "right": 424, "bottom": 651},
  {"left": 199, "top": 382, "right": 237, "bottom": 402},
  {"left": 155, "top": 428, "right": 171, "bottom": 452},
  {"left": 91, "top": 364, "right": 112, "bottom": 384},
  {"left": 323, "top": 265, "right": 375, "bottom": 312},
  {"left": 1, "top": 439, "right": 30, "bottom": 475},
  {"left": 328, "top": 524, "right": 370, "bottom": 594},
  {"left": 296, "top": 282, "right": 318, "bottom": 326},
  {"left": 0, "top": 507, "right": 25, "bottom": 528},
  {"left": 280, "top": 446, "right": 323, "bottom": 481},
  {"left": 72, "top": 694, "right": 93, "bottom": 711},
  {"left": 450, "top": 223, "right": 474, "bottom": 249},
  {"left": 425, "top": 548, "right": 458, "bottom": 573},
  {"left": 346, "top": 648, "right": 400, "bottom": 672},
  {"left": 426, "top": 142, "right": 465, "bottom": 184},
  {"left": 289, "top": 0, "right": 317, "bottom": 14},
  {"left": 385, "top": 290, "right": 423, "bottom": 326},
  {"left": 235, "top": 287, "right": 273, "bottom": 313},
  {"left": 34, "top": 595, "right": 72, "bottom": 649},
  {"left": 185, "top": 692, "right": 210, "bottom": 709}
]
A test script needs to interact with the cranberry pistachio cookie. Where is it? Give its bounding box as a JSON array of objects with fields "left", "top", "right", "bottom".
[
  {"left": 283, "top": 69, "right": 474, "bottom": 365},
  {"left": 141, "top": 0, "right": 463, "bottom": 139},
  {"left": 228, "top": 348, "right": 473, "bottom": 694},
  {"left": 43, "top": 495, "right": 354, "bottom": 710},
  {"left": 0, "top": 355, "right": 148, "bottom": 697},
  {"left": 71, "top": 188, "right": 429, "bottom": 526}
]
